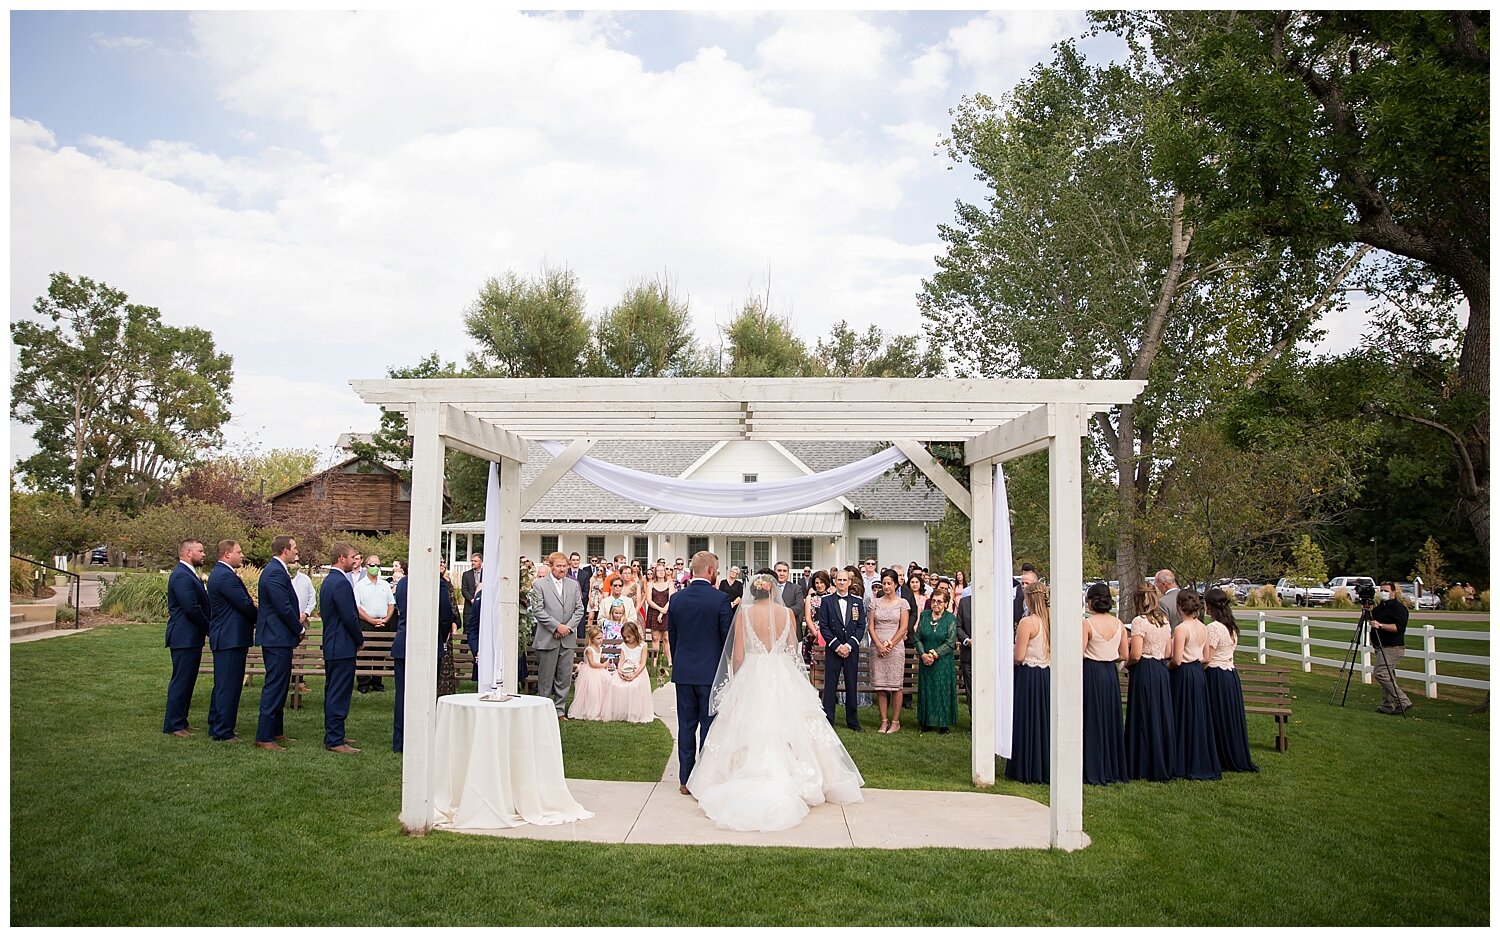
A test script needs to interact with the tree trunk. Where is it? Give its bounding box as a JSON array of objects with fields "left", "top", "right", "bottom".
[
  {"left": 1454, "top": 271, "right": 1489, "bottom": 561},
  {"left": 73, "top": 396, "right": 84, "bottom": 507},
  {"left": 1113, "top": 404, "right": 1143, "bottom": 618}
]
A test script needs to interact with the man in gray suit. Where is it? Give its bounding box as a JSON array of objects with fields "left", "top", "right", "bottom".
[
  {"left": 529, "top": 551, "right": 584, "bottom": 718},
  {"left": 1154, "top": 568, "right": 1183, "bottom": 629}
]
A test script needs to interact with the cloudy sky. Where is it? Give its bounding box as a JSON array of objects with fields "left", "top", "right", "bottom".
[{"left": 9, "top": 10, "right": 1131, "bottom": 466}]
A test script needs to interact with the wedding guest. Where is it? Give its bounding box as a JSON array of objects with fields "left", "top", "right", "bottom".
[
  {"left": 622, "top": 565, "right": 645, "bottom": 620},
  {"left": 843, "top": 565, "right": 865, "bottom": 598},
  {"left": 290, "top": 560, "right": 316, "bottom": 621},
  {"left": 718, "top": 566, "right": 745, "bottom": 608},
  {"left": 608, "top": 622, "right": 656, "bottom": 723},
  {"left": 389, "top": 559, "right": 405, "bottom": 584},
  {"left": 1005, "top": 583, "right": 1051, "bottom": 784},
  {"left": 568, "top": 625, "right": 613, "bottom": 721},
  {"left": 955, "top": 588, "right": 974, "bottom": 708},
  {"left": 1082, "top": 583, "right": 1128, "bottom": 785},
  {"left": 164, "top": 538, "right": 210, "bottom": 738},
  {"left": 1125, "top": 584, "right": 1175, "bottom": 782},
  {"left": 860, "top": 557, "right": 880, "bottom": 598},
  {"left": 602, "top": 600, "right": 628, "bottom": 642},
  {"left": 1203, "top": 588, "right": 1258, "bottom": 772},
  {"left": 772, "top": 561, "right": 805, "bottom": 611},
  {"left": 602, "top": 578, "right": 637, "bottom": 636},
  {"left": 646, "top": 563, "right": 672, "bottom": 674},
  {"left": 869, "top": 568, "right": 910, "bottom": 733},
  {"left": 954, "top": 569, "right": 970, "bottom": 598},
  {"left": 801, "top": 570, "right": 832, "bottom": 664},
  {"left": 1154, "top": 568, "right": 1183, "bottom": 629},
  {"left": 1168, "top": 590, "right": 1221, "bottom": 780},
  {"left": 816, "top": 569, "right": 865, "bottom": 731},
  {"left": 354, "top": 558, "right": 395, "bottom": 694},
  {"left": 461, "top": 553, "right": 483, "bottom": 683},
  {"left": 914, "top": 587, "right": 959, "bottom": 734},
  {"left": 391, "top": 562, "right": 454, "bottom": 752}
]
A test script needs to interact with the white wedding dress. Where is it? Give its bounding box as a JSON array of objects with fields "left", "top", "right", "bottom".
[{"left": 686, "top": 598, "right": 864, "bottom": 832}]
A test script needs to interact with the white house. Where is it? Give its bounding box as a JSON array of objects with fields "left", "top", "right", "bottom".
[{"left": 441, "top": 439, "right": 947, "bottom": 576}]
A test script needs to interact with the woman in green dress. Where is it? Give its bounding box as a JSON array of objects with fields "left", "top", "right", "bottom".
[{"left": 915, "top": 589, "right": 959, "bottom": 733}]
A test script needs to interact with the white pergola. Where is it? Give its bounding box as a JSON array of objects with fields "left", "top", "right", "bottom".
[{"left": 352, "top": 377, "right": 1145, "bottom": 850}]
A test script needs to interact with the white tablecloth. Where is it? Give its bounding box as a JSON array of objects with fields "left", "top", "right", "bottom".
[{"left": 431, "top": 693, "right": 593, "bottom": 829}]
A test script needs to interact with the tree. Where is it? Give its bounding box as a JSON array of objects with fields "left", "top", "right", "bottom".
[
  {"left": 919, "top": 43, "right": 1365, "bottom": 616},
  {"left": 1099, "top": 10, "right": 1489, "bottom": 558},
  {"left": 241, "top": 449, "right": 319, "bottom": 498},
  {"left": 11, "top": 273, "right": 233, "bottom": 510},
  {"left": 813, "top": 321, "right": 944, "bottom": 378},
  {"left": 463, "top": 266, "right": 591, "bottom": 378},
  {"left": 119, "top": 500, "right": 247, "bottom": 567},
  {"left": 173, "top": 459, "right": 271, "bottom": 528},
  {"left": 9, "top": 487, "right": 121, "bottom": 560},
  {"left": 1285, "top": 534, "right": 1330, "bottom": 589},
  {"left": 722, "top": 297, "right": 815, "bottom": 377},
  {"left": 1411, "top": 537, "right": 1448, "bottom": 595},
  {"left": 589, "top": 276, "right": 713, "bottom": 377}
]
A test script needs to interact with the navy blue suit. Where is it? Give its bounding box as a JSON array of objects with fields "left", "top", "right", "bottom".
[
  {"left": 391, "top": 574, "right": 454, "bottom": 752},
  {"left": 163, "top": 562, "right": 211, "bottom": 733},
  {"left": 320, "top": 570, "right": 363, "bottom": 748},
  {"left": 817, "top": 591, "right": 866, "bottom": 728},
  {"left": 254, "top": 558, "right": 304, "bottom": 743},
  {"left": 667, "top": 579, "right": 734, "bottom": 785},
  {"left": 206, "top": 561, "right": 256, "bottom": 740}
]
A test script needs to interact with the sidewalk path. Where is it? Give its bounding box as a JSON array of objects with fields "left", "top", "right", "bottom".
[{"left": 438, "top": 682, "right": 1067, "bottom": 850}]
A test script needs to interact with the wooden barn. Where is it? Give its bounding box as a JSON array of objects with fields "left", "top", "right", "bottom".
[{"left": 268, "top": 457, "right": 416, "bottom": 535}]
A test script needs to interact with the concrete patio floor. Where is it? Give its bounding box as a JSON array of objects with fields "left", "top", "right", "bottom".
[{"left": 435, "top": 682, "right": 1071, "bottom": 851}]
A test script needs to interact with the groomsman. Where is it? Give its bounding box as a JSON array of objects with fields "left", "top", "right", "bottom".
[
  {"left": 817, "top": 569, "right": 866, "bottom": 731},
  {"left": 255, "top": 536, "right": 306, "bottom": 751},
  {"left": 391, "top": 565, "right": 455, "bottom": 752},
  {"left": 206, "top": 539, "right": 257, "bottom": 741},
  {"left": 164, "top": 539, "right": 210, "bottom": 737},
  {"left": 461, "top": 553, "right": 483, "bottom": 683},
  {"left": 320, "top": 542, "right": 364, "bottom": 753}
]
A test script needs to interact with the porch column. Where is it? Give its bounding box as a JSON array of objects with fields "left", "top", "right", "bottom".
[
  {"left": 1047, "top": 404, "right": 1089, "bottom": 850},
  {"left": 969, "top": 459, "right": 996, "bottom": 786},
  {"left": 401, "top": 403, "right": 443, "bottom": 834}
]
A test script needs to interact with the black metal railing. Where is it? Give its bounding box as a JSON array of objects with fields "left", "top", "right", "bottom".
[{"left": 10, "top": 556, "right": 82, "bottom": 630}]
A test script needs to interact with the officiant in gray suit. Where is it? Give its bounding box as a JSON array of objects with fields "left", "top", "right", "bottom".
[{"left": 529, "top": 551, "right": 584, "bottom": 717}]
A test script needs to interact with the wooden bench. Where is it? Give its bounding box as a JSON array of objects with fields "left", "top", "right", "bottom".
[
  {"left": 447, "top": 636, "right": 623, "bottom": 696},
  {"left": 1120, "top": 660, "right": 1293, "bottom": 752},
  {"left": 198, "top": 628, "right": 400, "bottom": 710},
  {"left": 807, "top": 646, "right": 921, "bottom": 696}
]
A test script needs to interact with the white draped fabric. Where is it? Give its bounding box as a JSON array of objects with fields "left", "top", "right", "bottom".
[
  {"left": 537, "top": 440, "right": 906, "bottom": 517},
  {"left": 478, "top": 443, "right": 1017, "bottom": 767}
]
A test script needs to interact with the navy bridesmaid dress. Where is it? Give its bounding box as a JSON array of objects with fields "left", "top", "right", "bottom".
[
  {"left": 1170, "top": 661, "right": 1222, "bottom": 781},
  {"left": 1125, "top": 657, "right": 1175, "bottom": 781},
  {"left": 1206, "top": 667, "right": 1259, "bottom": 772},
  {"left": 1082, "top": 658, "right": 1128, "bottom": 784},
  {"left": 1005, "top": 663, "right": 1050, "bottom": 784}
]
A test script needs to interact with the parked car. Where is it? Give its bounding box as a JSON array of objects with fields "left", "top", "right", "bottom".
[
  {"left": 1328, "top": 576, "right": 1377, "bottom": 602},
  {"left": 1212, "top": 578, "right": 1254, "bottom": 601},
  {"left": 1398, "top": 582, "right": 1440, "bottom": 610},
  {"left": 90, "top": 545, "right": 109, "bottom": 565},
  {"left": 1276, "top": 577, "right": 1333, "bottom": 606}
]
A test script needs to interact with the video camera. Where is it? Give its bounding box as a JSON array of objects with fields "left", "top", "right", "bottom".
[{"left": 1355, "top": 581, "right": 1377, "bottom": 607}]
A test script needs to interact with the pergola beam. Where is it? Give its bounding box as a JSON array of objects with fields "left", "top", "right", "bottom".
[
  {"left": 437, "top": 404, "right": 528, "bottom": 462},
  {"left": 965, "top": 405, "right": 1055, "bottom": 465},
  {"left": 520, "top": 438, "right": 595, "bottom": 514},
  {"left": 891, "top": 440, "right": 973, "bottom": 519}
]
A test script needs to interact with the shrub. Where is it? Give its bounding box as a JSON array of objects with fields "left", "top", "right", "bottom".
[
  {"left": 119, "top": 501, "right": 247, "bottom": 567},
  {"left": 12, "top": 557, "right": 36, "bottom": 595},
  {"left": 99, "top": 572, "right": 171, "bottom": 622},
  {"left": 338, "top": 532, "right": 411, "bottom": 569},
  {"left": 1444, "top": 586, "right": 1470, "bottom": 610},
  {"left": 237, "top": 563, "right": 261, "bottom": 603},
  {"left": 1243, "top": 584, "right": 1280, "bottom": 608},
  {"left": 1329, "top": 587, "right": 1357, "bottom": 610},
  {"left": 1479, "top": 590, "right": 1490, "bottom": 612}
]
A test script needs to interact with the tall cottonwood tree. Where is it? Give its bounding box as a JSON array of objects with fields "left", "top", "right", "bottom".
[
  {"left": 463, "top": 265, "right": 592, "bottom": 378},
  {"left": 920, "top": 44, "right": 1365, "bottom": 614},
  {"left": 589, "top": 276, "right": 713, "bottom": 377}
]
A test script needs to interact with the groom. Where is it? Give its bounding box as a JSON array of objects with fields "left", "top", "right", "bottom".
[{"left": 668, "top": 550, "right": 734, "bottom": 795}]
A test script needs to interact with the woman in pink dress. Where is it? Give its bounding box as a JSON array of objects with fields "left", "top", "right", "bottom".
[
  {"left": 568, "top": 625, "right": 614, "bottom": 721},
  {"left": 869, "top": 568, "right": 910, "bottom": 733}
]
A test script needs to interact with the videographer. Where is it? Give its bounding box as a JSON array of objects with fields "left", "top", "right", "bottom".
[{"left": 1369, "top": 581, "right": 1413, "bottom": 715}]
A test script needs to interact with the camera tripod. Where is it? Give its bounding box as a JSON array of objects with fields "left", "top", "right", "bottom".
[{"left": 1332, "top": 602, "right": 1407, "bottom": 716}]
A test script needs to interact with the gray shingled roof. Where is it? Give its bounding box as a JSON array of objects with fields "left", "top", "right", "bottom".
[{"left": 518, "top": 440, "right": 946, "bottom": 524}]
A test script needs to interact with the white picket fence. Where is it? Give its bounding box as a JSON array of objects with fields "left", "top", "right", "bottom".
[{"left": 1241, "top": 613, "right": 1490, "bottom": 698}]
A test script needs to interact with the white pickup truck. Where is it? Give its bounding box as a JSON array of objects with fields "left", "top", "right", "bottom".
[
  {"left": 1328, "top": 576, "right": 1378, "bottom": 602},
  {"left": 1276, "top": 577, "right": 1334, "bottom": 606}
]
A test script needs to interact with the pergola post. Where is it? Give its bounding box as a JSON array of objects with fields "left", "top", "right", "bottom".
[
  {"left": 969, "top": 459, "right": 996, "bottom": 786},
  {"left": 401, "top": 403, "right": 443, "bottom": 834},
  {"left": 1047, "top": 403, "right": 1089, "bottom": 850},
  {"left": 497, "top": 457, "right": 522, "bottom": 696}
]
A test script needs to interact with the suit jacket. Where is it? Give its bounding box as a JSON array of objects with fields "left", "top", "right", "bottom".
[
  {"left": 817, "top": 591, "right": 866, "bottom": 653},
  {"left": 165, "top": 562, "right": 211, "bottom": 649},
  {"left": 575, "top": 565, "right": 593, "bottom": 601},
  {"left": 530, "top": 573, "right": 584, "bottom": 650},
  {"left": 956, "top": 594, "right": 973, "bottom": 662},
  {"left": 206, "top": 561, "right": 256, "bottom": 652},
  {"left": 776, "top": 579, "right": 805, "bottom": 611},
  {"left": 255, "top": 559, "right": 303, "bottom": 648},
  {"left": 1161, "top": 588, "right": 1182, "bottom": 630},
  {"left": 1012, "top": 578, "right": 1026, "bottom": 627},
  {"left": 320, "top": 570, "right": 363, "bottom": 661},
  {"left": 460, "top": 567, "right": 481, "bottom": 613},
  {"left": 667, "top": 579, "right": 733, "bottom": 685},
  {"left": 392, "top": 574, "right": 453, "bottom": 660}
]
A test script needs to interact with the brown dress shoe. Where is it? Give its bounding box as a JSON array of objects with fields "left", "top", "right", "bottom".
[
  {"left": 275, "top": 735, "right": 297, "bottom": 744},
  {"left": 255, "top": 741, "right": 286, "bottom": 751},
  {"left": 679, "top": 784, "right": 690, "bottom": 795},
  {"left": 326, "top": 744, "right": 361, "bottom": 754},
  {"left": 169, "top": 729, "right": 192, "bottom": 738}
]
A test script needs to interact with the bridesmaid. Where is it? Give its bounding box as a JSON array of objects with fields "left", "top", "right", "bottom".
[
  {"left": 1082, "top": 583, "right": 1129, "bottom": 785},
  {"left": 914, "top": 587, "right": 958, "bottom": 734},
  {"left": 870, "top": 568, "right": 910, "bottom": 734},
  {"left": 1168, "top": 590, "right": 1222, "bottom": 781},
  {"left": 1204, "top": 588, "right": 1258, "bottom": 772},
  {"left": 1125, "top": 585, "right": 1175, "bottom": 781},
  {"left": 1005, "top": 583, "right": 1051, "bottom": 784}
]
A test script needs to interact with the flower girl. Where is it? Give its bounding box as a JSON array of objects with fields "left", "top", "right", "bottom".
[
  {"left": 568, "top": 625, "right": 614, "bottom": 721},
  {"left": 607, "top": 622, "right": 656, "bottom": 723}
]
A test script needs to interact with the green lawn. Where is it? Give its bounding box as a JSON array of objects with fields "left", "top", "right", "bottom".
[{"left": 11, "top": 622, "right": 1489, "bottom": 925}]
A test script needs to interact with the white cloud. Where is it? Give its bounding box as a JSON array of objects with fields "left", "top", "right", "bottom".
[
  {"left": 222, "top": 370, "right": 377, "bottom": 459},
  {"left": 89, "top": 32, "right": 155, "bottom": 53},
  {"left": 755, "top": 13, "right": 898, "bottom": 81},
  {"left": 899, "top": 46, "right": 951, "bottom": 96},
  {"left": 944, "top": 11, "right": 1085, "bottom": 96}
]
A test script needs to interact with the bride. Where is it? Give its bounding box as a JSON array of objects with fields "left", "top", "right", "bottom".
[{"left": 686, "top": 573, "right": 864, "bottom": 831}]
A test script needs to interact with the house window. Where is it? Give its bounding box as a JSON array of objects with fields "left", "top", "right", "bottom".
[
  {"left": 857, "top": 538, "right": 880, "bottom": 565},
  {"left": 540, "top": 535, "right": 559, "bottom": 556},
  {"left": 727, "top": 540, "right": 770, "bottom": 573},
  {"left": 791, "top": 538, "right": 814, "bottom": 571},
  {"left": 743, "top": 473, "right": 758, "bottom": 483},
  {"left": 397, "top": 481, "right": 412, "bottom": 502},
  {"left": 586, "top": 536, "right": 606, "bottom": 561},
  {"left": 633, "top": 536, "right": 649, "bottom": 565},
  {"left": 728, "top": 540, "right": 746, "bottom": 571},
  {"left": 688, "top": 536, "right": 709, "bottom": 557}
]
